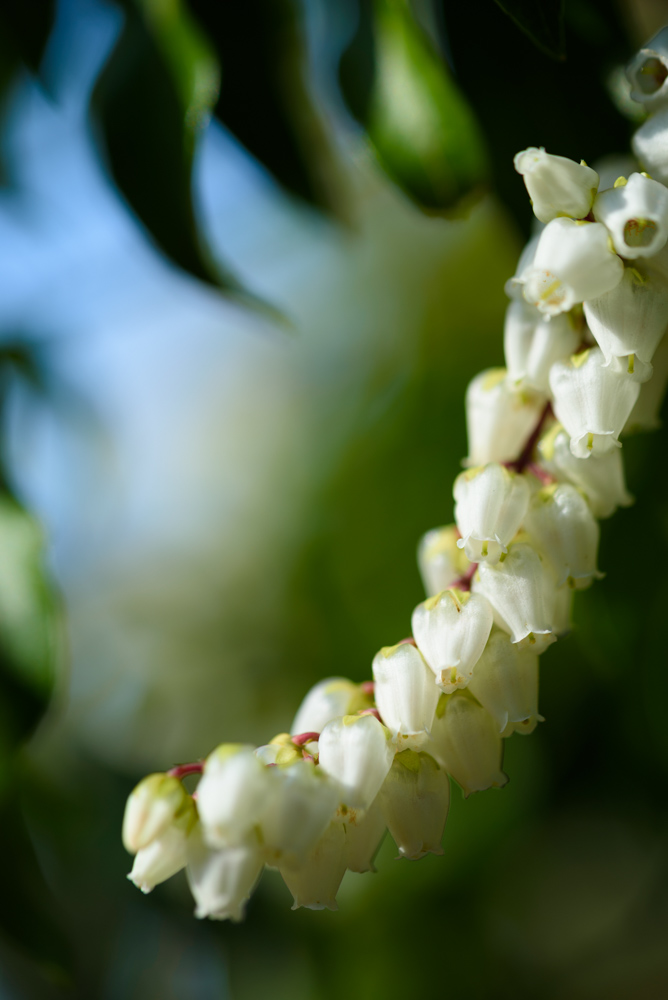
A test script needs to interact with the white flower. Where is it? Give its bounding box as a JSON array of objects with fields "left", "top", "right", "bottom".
[
  {"left": 411, "top": 589, "right": 493, "bottom": 692},
  {"left": 279, "top": 820, "right": 347, "bottom": 911},
  {"left": 626, "top": 28, "right": 668, "bottom": 111},
  {"left": 372, "top": 642, "right": 439, "bottom": 741},
  {"left": 127, "top": 822, "right": 192, "bottom": 894},
  {"left": 379, "top": 750, "right": 450, "bottom": 859},
  {"left": 521, "top": 219, "right": 623, "bottom": 316},
  {"left": 549, "top": 347, "right": 641, "bottom": 457},
  {"left": 318, "top": 714, "right": 395, "bottom": 810},
  {"left": 552, "top": 584, "right": 574, "bottom": 637},
  {"left": 261, "top": 760, "right": 340, "bottom": 866},
  {"left": 454, "top": 463, "right": 531, "bottom": 564},
  {"left": 122, "top": 773, "right": 193, "bottom": 854},
  {"left": 291, "top": 678, "right": 369, "bottom": 736},
  {"left": 196, "top": 744, "right": 273, "bottom": 848},
  {"left": 472, "top": 541, "right": 556, "bottom": 652},
  {"left": 625, "top": 331, "right": 668, "bottom": 432},
  {"left": 465, "top": 368, "right": 544, "bottom": 467},
  {"left": 429, "top": 692, "right": 507, "bottom": 796},
  {"left": 583, "top": 261, "right": 668, "bottom": 376},
  {"left": 523, "top": 483, "right": 602, "bottom": 589},
  {"left": 538, "top": 425, "right": 633, "bottom": 518},
  {"left": 514, "top": 147, "right": 599, "bottom": 224},
  {"left": 505, "top": 235, "right": 540, "bottom": 299},
  {"left": 417, "top": 524, "right": 469, "bottom": 597},
  {"left": 593, "top": 173, "right": 668, "bottom": 259},
  {"left": 341, "top": 801, "right": 387, "bottom": 873},
  {"left": 467, "top": 629, "right": 542, "bottom": 736},
  {"left": 632, "top": 108, "right": 668, "bottom": 185},
  {"left": 503, "top": 299, "right": 580, "bottom": 392},
  {"left": 186, "top": 822, "right": 264, "bottom": 921}
]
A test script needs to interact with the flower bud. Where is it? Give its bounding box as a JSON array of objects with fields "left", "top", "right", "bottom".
[
  {"left": 411, "top": 589, "right": 493, "bottom": 692},
  {"left": 122, "top": 773, "right": 192, "bottom": 854},
  {"left": 632, "top": 108, "right": 668, "bottom": 185},
  {"left": 504, "top": 299, "right": 580, "bottom": 392},
  {"left": 279, "top": 820, "right": 347, "bottom": 911},
  {"left": 465, "top": 368, "right": 544, "bottom": 467},
  {"left": 261, "top": 760, "right": 339, "bottom": 866},
  {"left": 454, "top": 463, "right": 531, "bottom": 564},
  {"left": 472, "top": 541, "right": 556, "bottom": 651},
  {"left": 127, "top": 819, "right": 194, "bottom": 894},
  {"left": 318, "top": 714, "right": 395, "bottom": 810},
  {"left": 549, "top": 347, "right": 640, "bottom": 458},
  {"left": 372, "top": 642, "right": 439, "bottom": 741},
  {"left": 467, "top": 629, "right": 542, "bottom": 736},
  {"left": 538, "top": 425, "right": 633, "bottom": 518},
  {"left": 197, "top": 745, "right": 273, "bottom": 849},
  {"left": 291, "top": 678, "right": 370, "bottom": 736},
  {"left": 514, "top": 147, "right": 599, "bottom": 224},
  {"left": 521, "top": 219, "right": 623, "bottom": 316},
  {"left": 583, "top": 261, "right": 668, "bottom": 376},
  {"left": 626, "top": 28, "right": 668, "bottom": 111},
  {"left": 186, "top": 822, "right": 264, "bottom": 921},
  {"left": 417, "top": 524, "right": 469, "bottom": 597},
  {"left": 341, "top": 801, "right": 386, "bottom": 873},
  {"left": 593, "top": 173, "right": 668, "bottom": 259},
  {"left": 429, "top": 692, "right": 507, "bottom": 796},
  {"left": 379, "top": 750, "right": 450, "bottom": 859},
  {"left": 523, "top": 484, "right": 602, "bottom": 589}
]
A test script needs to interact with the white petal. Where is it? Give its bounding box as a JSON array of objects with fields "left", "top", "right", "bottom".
[
  {"left": 523, "top": 483, "right": 602, "bottom": 588},
  {"left": 372, "top": 642, "right": 439, "bottom": 737},
  {"left": 514, "top": 147, "right": 599, "bottom": 224},
  {"left": 465, "top": 369, "right": 544, "bottom": 467},
  {"left": 428, "top": 693, "right": 507, "bottom": 796},
  {"left": 379, "top": 750, "right": 450, "bottom": 859},
  {"left": 417, "top": 524, "right": 469, "bottom": 597},
  {"left": 341, "top": 801, "right": 387, "bottom": 873},
  {"left": 318, "top": 714, "right": 395, "bottom": 810},
  {"left": 472, "top": 542, "right": 556, "bottom": 651},
  {"left": 584, "top": 261, "right": 668, "bottom": 368},
  {"left": 186, "top": 822, "right": 264, "bottom": 921},
  {"left": 467, "top": 629, "right": 542, "bottom": 736},
  {"left": 412, "top": 589, "right": 493, "bottom": 692},
  {"left": 538, "top": 426, "right": 633, "bottom": 518},
  {"left": 260, "top": 761, "right": 339, "bottom": 866},
  {"left": 128, "top": 824, "right": 190, "bottom": 893},
  {"left": 632, "top": 108, "right": 668, "bottom": 185},
  {"left": 197, "top": 745, "right": 274, "bottom": 848},
  {"left": 625, "top": 330, "right": 668, "bottom": 433},
  {"left": 504, "top": 299, "right": 579, "bottom": 392},
  {"left": 122, "top": 773, "right": 191, "bottom": 853},
  {"left": 454, "top": 463, "right": 531, "bottom": 564},
  {"left": 626, "top": 28, "right": 668, "bottom": 111},
  {"left": 279, "top": 820, "right": 347, "bottom": 911},
  {"left": 593, "top": 173, "right": 668, "bottom": 259},
  {"left": 291, "top": 678, "right": 366, "bottom": 736}
]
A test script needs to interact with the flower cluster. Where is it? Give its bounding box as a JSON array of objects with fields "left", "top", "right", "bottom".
[{"left": 122, "top": 31, "right": 668, "bottom": 921}]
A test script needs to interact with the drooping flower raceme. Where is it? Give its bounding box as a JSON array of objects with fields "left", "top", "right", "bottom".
[{"left": 122, "top": 30, "right": 668, "bottom": 921}]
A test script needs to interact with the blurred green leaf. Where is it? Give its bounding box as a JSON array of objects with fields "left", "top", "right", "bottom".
[
  {"left": 187, "top": 0, "right": 347, "bottom": 217},
  {"left": 93, "top": 0, "right": 261, "bottom": 300},
  {"left": 341, "top": 0, "right": 488, "bottom": 212},
  {"left": 0, "top": 494, "right": 60, "bottom": 759},
  {"left": 493, "top": 0, "right": 566, "bottom": 60}
]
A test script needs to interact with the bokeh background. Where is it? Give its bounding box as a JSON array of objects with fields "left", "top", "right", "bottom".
[{"left": 1, "top": 0, "right": 668, "bottom": 997}]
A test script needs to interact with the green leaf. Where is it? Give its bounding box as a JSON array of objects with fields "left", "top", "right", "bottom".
[
  {"left": 493, "top": 0, "right": 566, "bottom": 60},
  {"left": 187, "top": 0, "right": 347, "bottom": 216},
  {"left": 93, "top": 0, "right": 265, "bottom": 303},
  {"left": 356, "top": 0, "right": 488, "bottom": 212},
  {"left": 0, "top": 494, "right": 61, "bottom": 756}
]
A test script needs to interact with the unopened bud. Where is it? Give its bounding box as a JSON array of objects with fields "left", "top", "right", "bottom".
[
  {"left": 123, "top": 773, "right": 192, "bottom": 854},
  {"left": 514, "top": 147, "right": 599, "bottom": 224},
  {"left": 454, "top": 463, "right": 531, "bottom": 564},
  {"left": 411, "top": 589, "right": 493, "bottom": 692},
  {"left": 429, "top": 692, "right": 507, "bottom": 796}
]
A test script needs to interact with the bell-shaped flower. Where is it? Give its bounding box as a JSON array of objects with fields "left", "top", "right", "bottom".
[
  {"left": 584, "top": 263, "right": 668, "bottom": 379},
  {"left": 372, "top": 642, "right": 439, "bottom": 743},
  {"left": 379, "top": 750, "right": 450, "bottom": 859},
  {"left": 341, "top": 801, "right": 386, "bottom": 873},
  {"left": 291, "top": 678, "right": 370, "bottom": 736},
  {"left": 552, "top": 584, "right": 574, "bottom": 637},
  {"left": 123, "top": 772, "right": 193, "bottom": 854},
  {"left": 549, "top": 347, "right": 640, "bottom": 458},
  {"left": 127, "top": 812, "right": 195, "bottom": 893},
  {"left": 625, "top": 331, "right": 668, "bottom": 432},
  {"left": 632, "top": 108, "right": 668, "bottom": 185},
  {"left": 412, "top": 589, "right": 493, "bottom": 692},
  {"left": 465, "top": 368, "right": 544, "bottom": 467},
  {"left": 538, "top": 425, "right": 633, "bottom": 518},
  {"left": 505, "top": 234, "right": 541, "bottom": 299},
  {"left": 186, "top": 822, "right": 264, "bottom": 921},
  {"left": 196, "top": 744, "right": 274, "bottom": 849},
  {"left": 593, "top": 173, "right": 668, "bottom": 259},
  {"left": 417, "top": 524, "right": 469, "bottom": 597},
  {"left": 454, "top": 463, "right": 531, "bottom": 564},
  {"left": 318, "top": 714, "right": 395, "bottom": 810},
  {"left": 429, "top": 692, "right": 507, "bottom": 796},
  {"left": 472, "top": 541, "right": 556, "bottom": 652},
  {"left": 523, "top": 484, "right": 602, "bottom": 589},
  {"left": 467, "top": 629, "right": 542, "bottom": 736},
  {"left": 626, "top": 27, "right": 668, "bottom": 111},
  {"left": 504, "top": 299, "right": 580, "bottom": 392},
  {"left": 521, "top": 219, "right": 623, "bottom": 316},
  {"left": 260, "top": 760, "right": 339, "bottom": 866},
  {"left": 279, "top": 820, "right": 347, "bottom": 911},
  {"left": 514, "top": 147, "right": 599, "bottom": 224}
]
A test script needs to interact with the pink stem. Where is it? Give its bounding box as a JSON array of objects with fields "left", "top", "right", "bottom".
[
  {"left": 167, "top": 762, "right": 204, "bottom": 780},
  {"left": 360, "top": 680, "right": 375, "bottom": 695},
  {"left": 526, "top": 461, "right": 555, "bottom": 485},
  {"left": 359, "top": 707, "right": 382, "bottom": 722},
  {"left": 507, "top": 400, "right": 553, "bottom": 474},
  {"left": 452, "top": 560, "right": 478, "bottom": 592},
  {"left": 397, "top": 637, "right": 417, "bottom": 646},
  {"left": 292, "top": 731, "right": 320, "bottom": 746}
]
